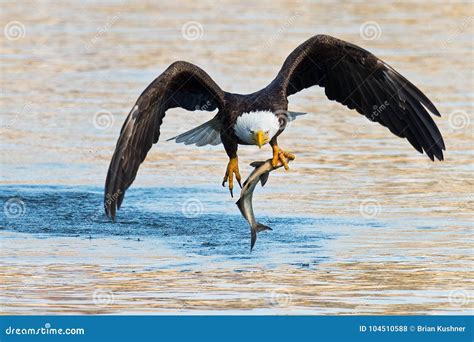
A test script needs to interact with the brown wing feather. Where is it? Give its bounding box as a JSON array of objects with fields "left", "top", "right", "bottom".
[
  {"left": 104, "top": 61, "right": 225, "bottom": 220},
  {"left": 270, "top": 34, "right": 445, "bottom": 160}
]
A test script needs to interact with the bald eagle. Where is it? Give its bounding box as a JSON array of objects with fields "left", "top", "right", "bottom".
[{"left": 104, "top": 34, "right": 445, "bottom": 220}]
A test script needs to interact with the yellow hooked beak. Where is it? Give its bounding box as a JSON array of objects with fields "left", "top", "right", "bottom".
[{"left": 255, "top": 130, "right": 266, "bottom": 148}]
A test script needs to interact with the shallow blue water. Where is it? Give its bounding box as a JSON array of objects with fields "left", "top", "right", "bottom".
[{"left": 0, "top": 185, "right": 347, "bottom": 266}]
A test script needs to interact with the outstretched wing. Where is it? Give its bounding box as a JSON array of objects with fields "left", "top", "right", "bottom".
[
  {"left": 270, "top": 34, "right": 445, "bottom": 160},
  {"left": 104, "top": 61, "right": 225, "bottom": 220}
]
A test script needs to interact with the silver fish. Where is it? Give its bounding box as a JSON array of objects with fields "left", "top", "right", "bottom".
[{"left": 236, "top": 159, "right": 287, "bottom": 251}]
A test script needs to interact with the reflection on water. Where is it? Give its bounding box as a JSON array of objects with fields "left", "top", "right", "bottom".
[{"left": 1, "top": 1, "right": 473, "bottom": 314}]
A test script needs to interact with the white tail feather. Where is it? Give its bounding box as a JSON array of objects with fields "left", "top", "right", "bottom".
[{"left": 167, "top": 117, "right": 222, "bottom": 146}]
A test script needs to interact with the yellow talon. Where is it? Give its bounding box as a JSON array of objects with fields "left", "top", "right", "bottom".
[
  {"left": 222, "top": 156, "right": 241, "bottom": 197},
  {"left": 272, "top": 145, "right": 295, "bottom": 170}
]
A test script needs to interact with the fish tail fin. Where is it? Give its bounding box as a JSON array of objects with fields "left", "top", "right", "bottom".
[
  {"left": 256, "top": 223, "right": 272, "bottom": 233},
  {"left": 250, "top": 223, "right": 272, "bottom": 251}
]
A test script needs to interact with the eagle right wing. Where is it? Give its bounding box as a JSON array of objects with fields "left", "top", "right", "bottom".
[{"left": 269, "top": 34, "right": 445, "bottom": 161}]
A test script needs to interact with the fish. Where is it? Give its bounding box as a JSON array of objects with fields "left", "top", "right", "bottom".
[{"left": 236, "top": 158, "right": 289, "bottom": 251}]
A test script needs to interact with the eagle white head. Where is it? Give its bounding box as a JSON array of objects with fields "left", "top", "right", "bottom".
[{"left": 234, "top": 111, "right": 281, "bottom": 147}]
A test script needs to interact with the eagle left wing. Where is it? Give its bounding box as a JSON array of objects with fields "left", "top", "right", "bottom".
[
  {"left": 269, "top": 34, "right": 445, "bottom": 161},
  {"left": 104, "top": 61, "right": 225, "bottom": 220}
]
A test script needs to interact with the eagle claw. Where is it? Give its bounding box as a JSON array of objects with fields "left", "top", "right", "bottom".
[
  {"left": 271, "top": 145, "right": 295, "bottom": 170},
  {"left": 222, "top": 157, "right": 241, "bottom": 198}
]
